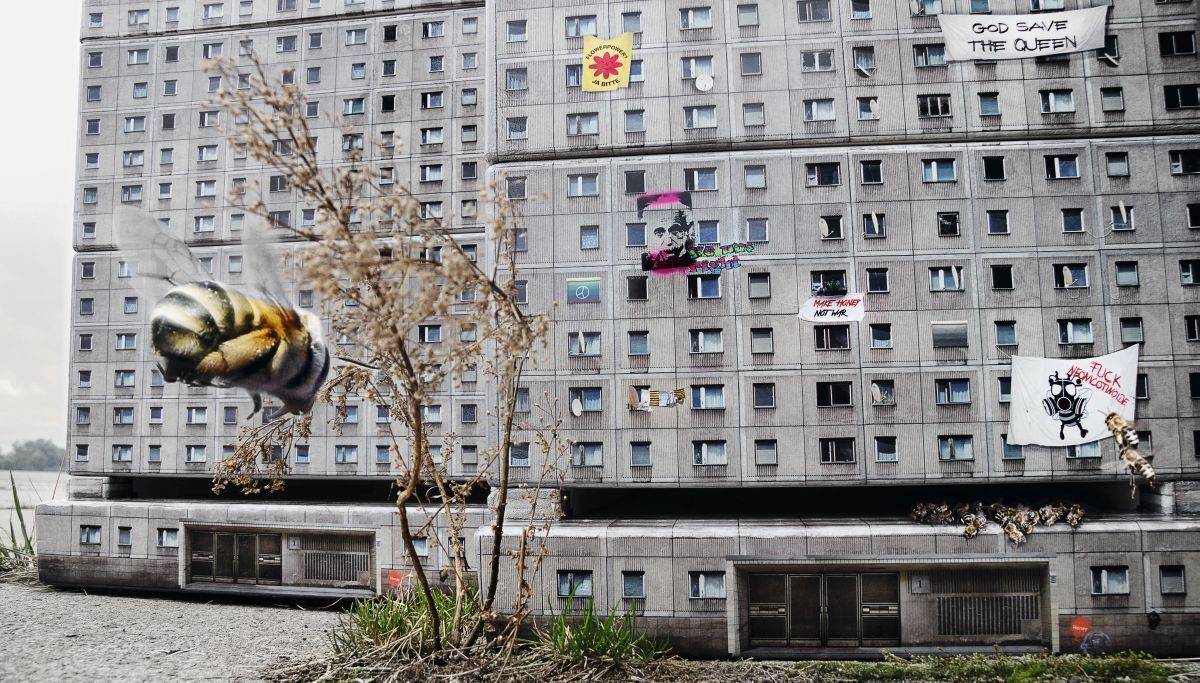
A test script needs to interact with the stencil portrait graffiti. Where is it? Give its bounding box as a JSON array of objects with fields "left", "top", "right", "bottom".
[
  {"left": 638, "top": 191, "right": 697, "bottom": 274},
  {"left": 1043, "top": 371, "right": 1090, "bottom": 439}
]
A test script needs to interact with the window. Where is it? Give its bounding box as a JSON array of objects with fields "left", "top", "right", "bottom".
[
  {"left": 684, "top": 106, "right": 717, "bottom": 129},
  {"left": 914, "top": 44, "right": 947, "bottom": 67},
  {"left": 565, "top": 15, "right": 597, "bottom": 38},
  {"left": 1120, "top": 317, "right": 1144, "bottom": 345},
  {"left": 568, "top": 387, "right": 603, "bottom": 413},
  {"left": 114, "top": 370, "right": 134, "bottom": 388},
  {"left": 1185, "top": 315, "right": 1200, "bottom": 342},
  {"left": 1054, "top": 263, "right": 1089, "bottom": 289},
  {"left": 819, "top": 438, "right": 855, "bottom": 464},
  {"left": 1061, "top": 208, "right": 1085, "bottom": 233},
  {"left": 1045, "top": 154, "right": 1080, "bottom": 179},
  {"left": 857, "top": 97, "right": 880, "bottom": 121},
  {"left": 420, "top": 92, "right": 443, "bottom": 110},
  {"left": 568, "top": 331, "right": 601, "bottom": 357},
  {"left": 917, "top": 94, "right": 952, "bottom": 118},
  {"left": 753, "top": 383, "right": 776, "bottom": 409},
  {"left": 1171, "top": 150, "right": 1200, "bottom": 175},
  {"left": 127, "top": 49, "right": 149, "bottom": 66},
  {"left": 870, "top": 324, "right": 893, "bottom": 349},
  {"left": 819, "top": 216, "right": 843, "bottom": 240},
  {"left": 875, "top": 437, "right": 898, "bottom": 462},
  {"left": 938, "top": 212, "right": 961, "bottom": 236},
  {"left": 803, "top": 99, "right": 835, "bottom": 122},
  {"left": 1165, "top": 85, "right": 1200, "bottom": 111},
  {"left": 334, "top": 445, "right": 358, "bottom": 464},
  {"left": 744, "top": 165, "right": 767, "bottom": 189},
  {"left": 690, "top": 571, "right": 726, "bottom": 598},
  {"left": 185, "top": 445, "right": 207, "bottom": 463},
  {"left": 1115, "top": 262, "right": 1140, "bottom": 287},
  {"left": 115, "top": 333, "right": 136, "bottom": 350},
  {"left": 625, "top": 331, "right": 649, "bottom": 356},
  {"left": 79, "top": 298, "right": 94, "bottom": 316},
  {"left": 932, "top": 321, "right": 969, "bottom": 348},
  {"left": 692, "top": 440, "right": 727, "bottom": 465},
  {"left": 996, "top": 321, "right": 1018, "bottom": 346},
  {"left": 738, "top": 3, "right": 760, "bottom": 25},
  {"left": 1160, "top": 31, "right": 1197, "bottom": 57},
  {"left": 1161, "top": 566, "right": 1187, "bottom": 595},
  {"left": 85, "top": 85, "right": 102, "bottom": 103},
  {"left": 419, "top": 325, "right": 442, "bottom": 343},
  {"left": 860, "top": 160, "right": 882, "bottom": 184},
  {"left": 691, "top": 385, "right": 725, "bottom": 410},
  {"left": 866, "top": 268, "right": 889, "bottom": 293},
  {"left": 797, "top": 0, "right": 832, "bottom": 21},
  {"left": 622, "top": 571, "right": 646, "bottom": 598},
  {"left": 85, "top": 119, "right": 100, "bottom": 135},
  {"left": 688, "top": 274, "right": 721, "bottom": 299},
  {"left": 123, "top": 297, "right": 138, "bottom": 314},
  {"left": 567, "top": 113, "right": 599, "bottom": 136},
  {"left": 748, "top": 272, "right": 772, "bottom": 299},
  {"left": 88, "top": 13, "right": 103, "bottom": 28},
  {"left": 1101, "top": 87, "right": 1126, "bottom": 112},
  {"left": 936, "top": 379, "right": 971, "bottom": 405},
  {"left": 1040, "top": 89, "right": 1075, "bottom": 113},
  {"left": 816, "top": 381, "right": 853, "bottom": 407},
  {"left": 698, "top": 221, "right": 720, "bottom": 244},
  {"left": 76, "top": 407, "right": 91, "bottom": 425},
  {"left": 623, "top": 12, "right": 643, "bottom": 33},
  {"left": 806, "top": 163, "right": 841, "bottom": 187},
  {"left": 627, "top": 276, "right": 648, "bottom": 300},
  {"left": 1184, "top": 259, "right": 1200, "bottom": 285},
  {"left": 1090, "top": 566, "right": 1130, "bottom": 595},
  {"left": 157, "top": 528, "right": 180, "bottom": 548},
  {"left": 567, "top": 174, "right": 599, "bottom": 197},
  {"left": 815, "top": 325, "right": 851, "bottom": 350},
  {"left": 922, "top": 159, "right": 957, "bottom": 183},
  {"left": 993, "top": 265, "right": 1012, "bottom": 289},
  {"left": 630, "top": 442, "right": 651, "bottom": 467},
  {"left": 750, "top": 328, "right": 774, "bottom": 354},
  {"left": 625, "top": 109, "right": 646, "bottom": 133},
  {"left": 744, "top": 103, "right": 766, "bottom": 127},
  {"left": 571, "top": 443, "right": 603, "bottom": 467},
  {"left": 124, "top": 116, "right": 146, "bottom": 133},
  {"left": 80, "top": 525, "right": 101, "bottom": 545},
  {"left": 997, "top": 377, "right": 1013, "bottom": 403},
  {"left": 506, "top": 20, "right": 527, "bottom": 42},
  {"left": 128, "top": 9, "right": 149, "bottom": 25},
  {"left": 864, "top": 213, "right": 886, "bottom": 238},
  {"left": 912, "top": 0, "right": 942, "bottom": 14},
  {"left": 1106, "top": 152, "right": 1130, "bottom": 177},
  {"left": 345, "top": 28, "right": 367, "bottom": 45},
  {"left": 938, "top": 435, "right": 974, "bottom": 461},
  {"left": 679, "top": 7, "right": 713, "bottom": 29},
  {"left": 801, "top": 50, "right": 834, "bottom": 72},
  {"left": 1058, "top": 319, "right": 1093, "bottom": 344},
  {"left": 929, "top": 266, "right": 963, "bottom": 291},
  {"left": 747, "top": 218, "right": 769, "bottom": 243},
  {"left": 75, "top": 445, "right": 89, "bottom": 462},
  {"left": 978, "top": 92, "right": 1001, "bottom": 117}
]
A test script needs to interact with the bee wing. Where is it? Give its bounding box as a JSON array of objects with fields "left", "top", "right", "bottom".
[
  {"left": 234, "top": 220, "right": 292, "bottom": 306},
  {"left": 114, "top": 207, "right": 210, "bottom": 299}
]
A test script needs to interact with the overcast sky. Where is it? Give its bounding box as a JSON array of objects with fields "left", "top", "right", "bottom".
[{"left": 0, "top": 2, "right": 82, "bottom": 448}]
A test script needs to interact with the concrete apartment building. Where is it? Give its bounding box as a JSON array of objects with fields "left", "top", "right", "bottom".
[{"left": 39, "top": 0, "right": 1200, "bottom": 657}]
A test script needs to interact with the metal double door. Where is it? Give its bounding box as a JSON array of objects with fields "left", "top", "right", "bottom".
[{"left": 748, "top": 573, "right": 900, "bottom": 647}]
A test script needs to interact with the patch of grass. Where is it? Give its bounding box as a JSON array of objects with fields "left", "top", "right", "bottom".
[
  {"left": 331, "top": 587, "right": 477, "bottom": 656},
  {"left": 528, "top": 595, "right": 669, "bottom": 668},
  {"left": 0, "top": 471, "right": 37, "bottom": 582},
  {"left": 801, "top": 651, "right": 1173, "bottom": 682}
]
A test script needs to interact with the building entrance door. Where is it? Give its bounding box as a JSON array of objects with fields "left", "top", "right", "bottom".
[
  {"left": 748, "top": 572, "right": 900, "bottom": 648},
  {"left": 188, "top": 530, "right": 282, "bottom": 585}
]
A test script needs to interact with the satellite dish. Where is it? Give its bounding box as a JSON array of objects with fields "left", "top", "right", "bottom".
[
  {"left": 1117, "top": 200, "right": 1128, "bottom": 224},
  {"left": 627, "top": 386, "right": 641, "bottom": 410},
  {"left": 870, "top": 382, "right": 884, "bottom": 404},
  {"left": 695, "top": 74, "right": 714, "bottom": 92},
  {"left": 854, "top": 65, "right": 874, "bottom": 78},
  {"left": 1061, "top": 265, "right": 1072, "bottom": 287},
  {"left": 819, "top": 217, "right": 834, "bottom": 238},
  {"left": 910, "top": 0, "right": 925, "bottom": 15},
  {"left": 570, "top": 397, "right": 583, "bottom": 417},
  {"left": 1100, "top": 53, "right": 1119, "bottom": 67}
]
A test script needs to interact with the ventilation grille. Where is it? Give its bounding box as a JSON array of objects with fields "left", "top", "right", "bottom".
[
  {"left": 937, "top": 595, "right": 1039, "bottom": 636},
  {"left": 931, "top": 569, "right": 1040, "bottom": 594},
  {"left": 304, "top": 551, "right": 370, "bottom": 584},
  {"left": 296, "top": 534, "right": 371, "bottom": 553}
]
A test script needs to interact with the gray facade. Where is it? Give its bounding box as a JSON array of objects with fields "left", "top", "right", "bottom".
[{"left": 41, "top": 0, "right": 1200, "bottom": 658}]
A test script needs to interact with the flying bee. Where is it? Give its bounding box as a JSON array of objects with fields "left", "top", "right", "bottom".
[
  {"left": 117, "top": 210, "right": 332, "bottom": 417},
  {"left": 1104, "top": 412, "right": 1156, "bottom": 493}
]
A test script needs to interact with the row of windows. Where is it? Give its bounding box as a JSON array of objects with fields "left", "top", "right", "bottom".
[
  {"left": 78, "top": 524, "right": 177, "bottom": 548},
  {"left": 80, "top": 402, "right": 478, "bottom": 427},
  {"left": 499, "top": 86, "right": 1199, "bottom": 141},
  {"left": 91, "top": 6, "right": 477, "bottom": 40},
  {"left": 506, "top": 153, "right": 1200, "bottom": 201},
  {"left": 80, "top": 428, "right": 1195, "bottom": 469}
]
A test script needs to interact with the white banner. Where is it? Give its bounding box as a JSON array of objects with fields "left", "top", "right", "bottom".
[
  {"left": 1007, "top": 345, "right": 1139, "bottom": 447},
  {"left": 798, "top": 294, "right": 866, "bottom": 322},
  {"left": 937, "top": 6, "right": 1109, "bottom": 62}
]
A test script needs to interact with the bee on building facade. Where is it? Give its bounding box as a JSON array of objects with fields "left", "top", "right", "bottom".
[
  {"left": 117, "top": 210, "right": 331, "bottom": 418},
  {"left": 1104, "top": 412, "right": 1156, "bottom": 491}
]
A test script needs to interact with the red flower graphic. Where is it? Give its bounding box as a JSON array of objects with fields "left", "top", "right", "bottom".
[{"left": 589, "top": 51, "right": 624, "bottom": 80}]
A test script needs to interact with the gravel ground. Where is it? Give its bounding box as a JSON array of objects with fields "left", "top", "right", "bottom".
[{"left": 0, "top": 582, "right": 340, "bottom": 682}]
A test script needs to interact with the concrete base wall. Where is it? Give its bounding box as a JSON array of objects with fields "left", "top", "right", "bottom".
[
  {"left": 1057, "top": 613, "right": 1200, "bottom": 658},
  {"left": 38, "top": 555, "right": 179, "bottom": 590}
]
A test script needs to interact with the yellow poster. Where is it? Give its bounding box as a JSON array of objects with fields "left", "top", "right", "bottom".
[{"left": 582, "top": 33, "right": 633, "bottom": 92}]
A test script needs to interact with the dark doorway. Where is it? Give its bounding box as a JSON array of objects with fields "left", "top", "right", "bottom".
[
  {"left": 189, "top": 530, "right": 282, "bottom": 585},
  {"left": 748, "top": 572, "right": 900, "bottom": 647}
]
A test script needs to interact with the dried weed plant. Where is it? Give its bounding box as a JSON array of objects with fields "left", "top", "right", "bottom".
[{"left": 203, "top": 52, "right": 566, "bottom": 658}]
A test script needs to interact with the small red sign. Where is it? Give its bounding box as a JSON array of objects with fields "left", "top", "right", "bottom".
[{"left": 1069, "top": 616, "right": 1092, "bottom": 638}]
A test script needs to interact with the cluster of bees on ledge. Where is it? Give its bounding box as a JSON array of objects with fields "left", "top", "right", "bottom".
[{"left": 912, "top": 501, "right": 1087, "bottom": 547}]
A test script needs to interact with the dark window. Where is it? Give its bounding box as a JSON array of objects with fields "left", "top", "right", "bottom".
[
  {"left": 753, "top": 383, "right": 775, "bottom": 408},
  {"left": 1165, "top": 85, "right": 1200, "bottom": 110},
  {"left": 624, "top": 170, "right": 645, "bottom": 194},
  {"left": 991, "top": 264, "right": 1014, "bottom": 290},
  {"left": 815, "top": 325, "right": 851, "bottom": 350},
  {"left": 982, "top": 156, "right": 1005, "bottom": 180},
  {"left": 866, "top": 268, "right": 889, "bottom": 293},
  {"left": 816, "top": 381, "right": 853, "bottom": 407},
  {"left": 627, "top": 276, "right": 648, "bottom": 301},
  {"left": 819, "top": 437, "right": 855, "bottom": 464}
]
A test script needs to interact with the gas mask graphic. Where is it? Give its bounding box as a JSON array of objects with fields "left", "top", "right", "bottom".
[{"left": 1043, "top": 372, "right": 1090, "bottom": 439}]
